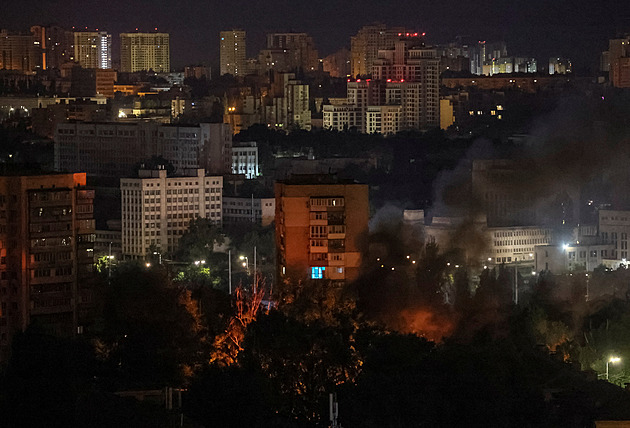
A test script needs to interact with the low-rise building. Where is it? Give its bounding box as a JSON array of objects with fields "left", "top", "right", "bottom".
[
  {"left": 231, "top": 141, "right": 259, "bottom": 179},
  {"left": 223, "top": 197, "right": 275, "bottom": 226}
]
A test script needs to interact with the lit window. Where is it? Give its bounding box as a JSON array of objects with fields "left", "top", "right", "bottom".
[{"left": 311, "top": 266, "right": 325, "bottom": 279}]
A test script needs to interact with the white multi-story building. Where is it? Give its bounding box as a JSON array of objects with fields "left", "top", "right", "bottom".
[
  {"left": 232, "top": 141, "right": 259, "bottom": 179},
  {"left": 121, "top": 168, "right": 223, "bottom": 258},
  {"left": 322, "top": 104, "right": 362, "bottom": 132},
  {"left": 365, "top": 105, "right": 402, "bottom": 135},
  {"left": 488, "top": 226, "right": 553, "bottom": 264},
  {"left": 598, "top": 209, "right": 630, "bottom": 261},
  {"left": 120, "top": 32, "right": 170, "bottom": 73},
  {"left": 220, "top": 29, "right": 246, "bottom": 76},
  {"left": 223, "top": 197, "right": 275, "bottom": 226},
  {"left": 74, "top": 31, "right": 112, "bottom": 69},
  {"left": 535, "top": 243, "right": 616, "bottom": 273}
]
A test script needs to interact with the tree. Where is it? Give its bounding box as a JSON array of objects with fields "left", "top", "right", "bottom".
[
  {"left": 173, "top": 217, "right": 225, "bottom": 262},
  {"left": 97, "top": 263, "right": 205, "bottom": 387}
]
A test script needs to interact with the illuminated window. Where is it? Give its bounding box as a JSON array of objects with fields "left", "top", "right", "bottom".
[{"left": 311, "top": 266, "right": 325, "bottom": 279}]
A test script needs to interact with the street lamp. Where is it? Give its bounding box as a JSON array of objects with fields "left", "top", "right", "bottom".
[
  {"left": 606, "top": 356, "right": 621, "bottom": 380},
  {"left": 239, "top": 255, "right": 249, "bottom": 271}
]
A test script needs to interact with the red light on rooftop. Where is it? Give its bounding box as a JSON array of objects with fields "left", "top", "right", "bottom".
[
  {"left": 357, "top": 79, "right": 361, "bottom": 82},
  {"left": 398, "top": 33, "right": 402, "bottom": 36},
  {"left": 155, "top": 27, "right": 158, "bottom": 30},
  {"left": 422, "top": 32, "right": 426, "bottom": 36},
  {"left": 387, "top": 79, "right": 392, "bottom": 82},
  {"left": 367, "top": 79, "right": 371, "bottom": 82},
  {"left": 401, "top": 79, "right": 405, "bottom": 82},
  {"left": 135, "top": 28, "right": 139, "bottom": 31},
  {"left": 414, "top": 33, "right": 418, "bottom": 36},
  {"left": 347, "top": 79, "right": 351, "bottom": 82}
]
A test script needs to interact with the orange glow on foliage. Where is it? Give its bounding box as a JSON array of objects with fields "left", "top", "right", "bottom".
[{"left": 397, "top": 307, "right": 456, "bottom": 343}]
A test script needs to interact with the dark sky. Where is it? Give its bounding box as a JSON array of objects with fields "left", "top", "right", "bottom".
[{"left": 1, "top": 0, "right": 629, "bottom": 72}]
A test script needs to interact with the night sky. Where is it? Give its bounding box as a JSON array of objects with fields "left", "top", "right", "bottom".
[{"left": 1, "top": 0, "right": 629, "bottom": 72}]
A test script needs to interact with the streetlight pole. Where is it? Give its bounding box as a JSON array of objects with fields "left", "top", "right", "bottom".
[{"left": 228, "top": 249, "right": 232, "bottom": 295}]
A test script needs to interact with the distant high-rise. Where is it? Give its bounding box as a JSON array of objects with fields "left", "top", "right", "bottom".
[
  {"left": 350, "top": 24, "right": 408, "bottom": 77},
  {"left": 74, "top": 31, "right": 111, "bottom": 69},
  {"left": 0, "top": 29, "right": 41, "bottom": 71},
  {"left": 263, "top": 32, "right": 319, "bottom": 72},
  {"left": 548, "top": 57, "right": 572, "bottom": 75},
  {"left": 120, "top": 32, "right": 170, "bottom": 73},
  {"left": 608, "top": 36, "right": 630, "bottom": 88},
  {"left": 30, "top": 25, "right": 74, "bottom": 70},
  {"left": 325, "top": 36, "right": 440, "bottom": 133},
  {"left": 220, "top": 29, "right": 246, "bottom": 76}
]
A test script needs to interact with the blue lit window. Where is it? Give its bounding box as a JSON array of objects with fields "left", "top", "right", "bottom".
[{"left": 311, "top": 266, "right": 325, "bottom": 279}]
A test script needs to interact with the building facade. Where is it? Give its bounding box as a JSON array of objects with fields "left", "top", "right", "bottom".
[
  {"left": 0, "top": 29, "right": 41, "bottom": 72},
  {"left": 608, "top": 36, "right": 630, "bottom": 88},
  {"left": 30, "top": 25, "right": 74, "bottom": 70},
  {"left": 121, "top": 168, "right": 222, "bottom": 258},
  {"left": 74, "top": 31, "right": 112, "bottom": 69},
  {"left": 220, "top": 29, "right": 246, "bottom": 76},
  {"left": 350, "top": 24, "right": 408, "bottom": 77},
  {"left": 264, "top": 32, "right": 319, "bottom": 72},
  {"left": 0, "top": 172, "right": 94, "bottom": 362},
  {"left": 275, "top": 176, "right": 369, "bottom": 283},
  {"left": 232, "top": 141, "right": 259, "bottom": 179},
  {"left": 54, "top": 122, "right": 233, "bottom": 178},
  {"left": 120, "top": 32, "right": 170, "bottom": 73},
  {"left": 223, "top": 197, "right": 275, "bottom": 226}
]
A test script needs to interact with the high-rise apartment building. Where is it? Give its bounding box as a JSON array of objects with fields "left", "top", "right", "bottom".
[
  {"left": 264, "top": 32, "right": 319, "bottom": 72},
  {"left": 0, "top": 29, "right": 41, "bottom": 71},
  {"left": 74, "top": 31, "right": 112, "bottom": 69},
  {"left": 350, "top": 24, "right": 408, "bottom": 77},
  {"left": 324, "top": 38, "right": 440, "bottom": 132},
  {"left": 220, "top": 29, "right": 246, "bottom": 76},
  {"left": 549, "top": 57, "right": 572, "bottom": 75},
  {"left": 275, "top": 176, "right": 369, "bottom": 283},
  {"left": 55, "top": 122, "right": 233, "bottom": 178},
  {"left": 30, "top": 25, "right": 74, "bottom": 70},
  {"left": 120, "top": 32, "right": 170, "bottom": 73},
  {"left": 121, "top": 168, "right": 222, "bottom": 257},
  {"left": 608, "top": 36, "right": 630, "bottom": 88},
  {"left": 0, "top": 172, "right": 94, "bottom": 362}
]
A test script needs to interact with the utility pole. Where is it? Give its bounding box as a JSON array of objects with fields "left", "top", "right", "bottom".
[
  {"left": 253, "top": 246, "right": 257, "bottom": 294},
  {"left": 514, "top": 265, "right": 518, "bottom": 305},
  {"left": 228, "top": 250, "right": 232, "bottom": 294},
  {"left": 108, "top": 241, "right": 112, "bottom": 281},
  {"left": 329, "top": 393, "right": 339, "bottom": 428}
]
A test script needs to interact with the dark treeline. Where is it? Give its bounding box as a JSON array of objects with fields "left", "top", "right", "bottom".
[{"left": 3, "top": 236, "right": 630, "bottom": 427}]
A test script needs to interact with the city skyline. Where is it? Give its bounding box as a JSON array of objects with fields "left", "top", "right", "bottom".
[{"left": 1, "top": 0, "right": 629, "bottom": 71}]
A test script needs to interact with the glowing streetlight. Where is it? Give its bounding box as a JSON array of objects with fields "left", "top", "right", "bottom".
[
  {"left": 240, "top": 255, "right": 249, "bottom": 271},
  {"left": 562, "top": 243, "right": 569, "bottom": 251},
  {"left": 194, "top": 260, "right": 206, "bottom": 266},
  {"left": 607, "top": 356, "right": 621, "bottom": 380}
]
